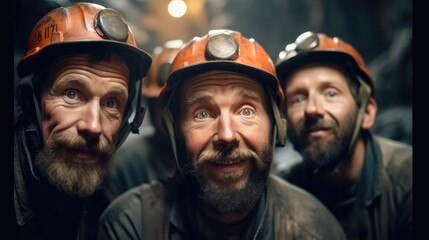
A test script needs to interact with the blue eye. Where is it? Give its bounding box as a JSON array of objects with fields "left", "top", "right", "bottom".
[
  {"left": 241, "top": 108, "right": 254, "bottom": 116},
  {"left": 327, "top": 91, "right": 337, "bottom": 97},
  {"left": 290, "top": 95, "right": 306, "bottom": 104},
  {"left": 105, "top": 99, "right": 118, "bottom": 109},
  {"left": 295, "top": 96, "right": 305, "bottom": 103},
  {"left": 66, "top": 89, "right": 77, "bottom": 99},
  {"left": 196, "top": 111, "right": 209, "bottom": 119}
]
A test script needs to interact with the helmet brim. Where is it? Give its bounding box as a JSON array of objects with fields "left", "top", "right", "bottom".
[
  {"left": 17, "top": 40, "right": 152, "bottom": 79},
  {"left": 163, "top": 61, "right": 282, "bottom": 105},
  {"left": 276, "top": 51, "right": 373, "bottom": 91}
]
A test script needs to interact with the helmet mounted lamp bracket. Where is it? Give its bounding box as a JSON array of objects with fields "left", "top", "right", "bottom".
[
  {"left": 94, "top": 8, "right": 129, "bottom": 42},
  {"left": 205, "top": 33, "right": 239, "bottom": 60}
]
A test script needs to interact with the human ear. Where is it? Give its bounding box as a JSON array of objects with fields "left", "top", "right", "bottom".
[{"left": 361, "top": 97, "right": 377, "bottom": 129}]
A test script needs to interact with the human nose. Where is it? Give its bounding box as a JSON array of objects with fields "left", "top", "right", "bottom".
[
  {"left": 304, "top": 95, "right": 324, "bottom": 118},
  {"left": 214, "top": 113, "right": 238, "bottom": 148},
  {"left": 77, "top": 101, "right": 103, "bottom": 139}
]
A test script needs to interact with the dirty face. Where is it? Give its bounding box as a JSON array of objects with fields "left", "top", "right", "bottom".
[
  {"left": 178, "top": 70, "right": 273, "bottom": 214},
  {"left": 35, "top": 53, "right": 130, "bottom": 198},
  {"left": 284, "top": 64, "right": 358, "bottom": 170}
]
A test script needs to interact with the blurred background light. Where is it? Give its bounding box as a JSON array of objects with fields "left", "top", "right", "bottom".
[{"left": 168, "top": 0, "right": 187, "bottom": 18}]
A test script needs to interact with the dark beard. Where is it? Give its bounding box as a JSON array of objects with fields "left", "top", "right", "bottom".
[
  {"left": 289, "top": 111, "right": 357, "bottom": 171},
  {"left": 35, "top": 132, "right": 115, "bottom": 198},
  {"left": 182, "top": 146, "right": 272, "bottom": 216}
]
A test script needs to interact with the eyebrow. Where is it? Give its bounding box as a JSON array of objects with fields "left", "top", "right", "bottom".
[
  {"left": 109, "top": 87, "right": 129, "bottom": 99},
  {"left": 239, "top": 89, "right": 261, "bottom": 101},
  {"left": 185, "top": 88, "right": 262, "bottom": 105},
  {"left": 53, "top": 77, "right": 129, "bottom": 98},
  {"left": 185, "top": 92, "right": 211, "bottom": 105}
]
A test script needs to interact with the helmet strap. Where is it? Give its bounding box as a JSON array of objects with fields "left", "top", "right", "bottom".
[
  {"left": 269, "top": 95, "right": 287, "bottom": 147},
  {"left": 130, "top": 76, "right": 145, "bottom": 134},
  {"left": 115, "top": 76, "right": 146, "bottom": 149},
  {"left": 162, "top": 91, "right": 289, "bottom": 174},
  {"left": 162, "top": 103, "right": 181, "bottom": 173},
  {"left": 18, "top": 74, "right": 44, "bottom": 158},
  {"left": 348, "top": 77, "right": 371, "bottom": 154},
  {"left": 312, "top": 77, "right": 371, "bottom": 174}
]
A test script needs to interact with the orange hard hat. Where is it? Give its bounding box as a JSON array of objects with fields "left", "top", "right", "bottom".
[
  {"left": 160, "top": 29, "right": 284, "bottom": 106},
  {"left": 17, "top": 2, "right": 151, "bottom": 79},
  {"left": 16, "top": 2, "right": 152, "bottom": 149},
  {"left": 275, "top": 31, "right": 374, "bottom": 96},
  {"left": 276, "top": 31, "right": 375, "bottom": 173},
  {"left": 142, "top": 39, "right": 184, "bottom": 98},
  {"left": 160, "top": 29, "right": 287, "bottom": 166}
]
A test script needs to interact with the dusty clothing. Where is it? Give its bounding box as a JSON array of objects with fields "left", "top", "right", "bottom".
[
  {"left": 98, "top": 173, "right": 346, "bottom": 240},
  {"left": 14, "top": 120, "right": 84, "bottom": 240},
  {"left": 101, "top": 132, "right": 175, "bottom": 203},
  {"left": 280, "top": 133, "right": 412, "bottom": 240},
  {"left": 83, "top": 132, "right": 177, "bottom": 239}
]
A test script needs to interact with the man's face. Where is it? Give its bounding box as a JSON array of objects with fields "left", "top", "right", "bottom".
[
  {"left": 178, "top": 71, "right": 273, "bottom": 215},
  {"left": 36, "top": 53, "right": 130, "bottom": 198},
  {"left": 284, "top": 64, "right": 358, "bottom": 170}
]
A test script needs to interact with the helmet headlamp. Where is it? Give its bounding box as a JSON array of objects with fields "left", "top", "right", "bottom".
[
  {"left": 94, "top": 8, "right": 129, "bottom": 42},
  {"left": 205, "top": 33, "right": 239, "bottom": 60}
]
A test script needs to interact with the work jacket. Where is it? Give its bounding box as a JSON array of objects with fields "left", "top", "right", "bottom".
[
  {"left": 14, "top": 119, "right": 84, "bottom": 240},
  {"left": 282, "top": 132, "right": 412, "bottom": 240},
  {"left": 98, "top": 173, "right": 346, "bottom": 239}
]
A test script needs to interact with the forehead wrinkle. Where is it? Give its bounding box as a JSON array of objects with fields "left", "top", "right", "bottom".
[
  {"left": 239, "top": 88, "right": 261, "bottom": 101},
  {"left": 184, "top": 84, "right": 263, "bottom": 106},
  {"left": 185, "top": 91, "right": 212, "bottom": 105},
  {"left": 179, "top": 71, "right": 267, "bottom": 111},
  {"left": 53, "top": 54, "right": 130, "bottom": 79},
  {"left": 109, "top": 86, "right": 129, "bottom": 99}
]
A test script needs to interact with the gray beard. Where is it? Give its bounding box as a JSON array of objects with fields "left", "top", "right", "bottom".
[{"left": 35, "top": 138, "right": 114, "bottom": 198}]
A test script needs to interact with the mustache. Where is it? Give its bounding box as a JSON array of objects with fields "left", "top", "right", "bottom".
[
  {"left": 50, "top": 132, "right": 113, "bottom": 157},
  {"left": 195, "top": 147, "right": 262, "bottom": 167},
  {"left": 302, "top": 118, "right": 333, "bottom": 132}
]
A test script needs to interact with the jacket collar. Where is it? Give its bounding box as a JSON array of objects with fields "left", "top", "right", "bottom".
[{"left": 14, "top": 125, "right": 42, "bottom": 226}]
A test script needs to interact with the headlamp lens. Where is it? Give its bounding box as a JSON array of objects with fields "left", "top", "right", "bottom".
[
  {"left": 295, "top": 31, "right": 319, "bottom": 51},
  {"left": 94, "top": 8, "right": 129, "bottom": 42},
  {"left": 205, "top": 33, "right": 239, "bottom": 60}
]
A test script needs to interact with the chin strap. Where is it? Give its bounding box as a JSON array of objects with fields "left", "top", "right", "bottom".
[
  {"left": 312, "top": 77, "right": 372, "bottom": 174},
  {"left": 115, "top": 77, "right": 146, "bottom": 149},
  {"left": 19, "top": 74, "right": 44, "bottom": 155},
  {"left": 162, "top": 104, "right": 180, "bottom": 173},
  {"left": 19, "top": 70, "right": 147, "bottom": 152},
  {"left": 270, "top": 94, "right": 287, "bottom": 147},
  {"left": 131, "top": 77, "right": 145, "bottom": 134},
  {"left": 348, "top": 77, "right": 371, "bottom": 154}
]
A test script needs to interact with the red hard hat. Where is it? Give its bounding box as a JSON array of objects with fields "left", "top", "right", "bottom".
[{"left": 275, "top": 31, "right": 374, "bottom": 96}]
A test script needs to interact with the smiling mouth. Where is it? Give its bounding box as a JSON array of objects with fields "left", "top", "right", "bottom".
[
  {"left": 63, "top": 148, "right": 98, "bottom": 162},
  {"left": 306, "top": 128, "right": 330, "bottom": 137},
  {"left": 207, "top": 159, "right": 247, "bottom": 173},
  {"left": 212, "top": 159, "right": 243, "bottom": 165}
]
